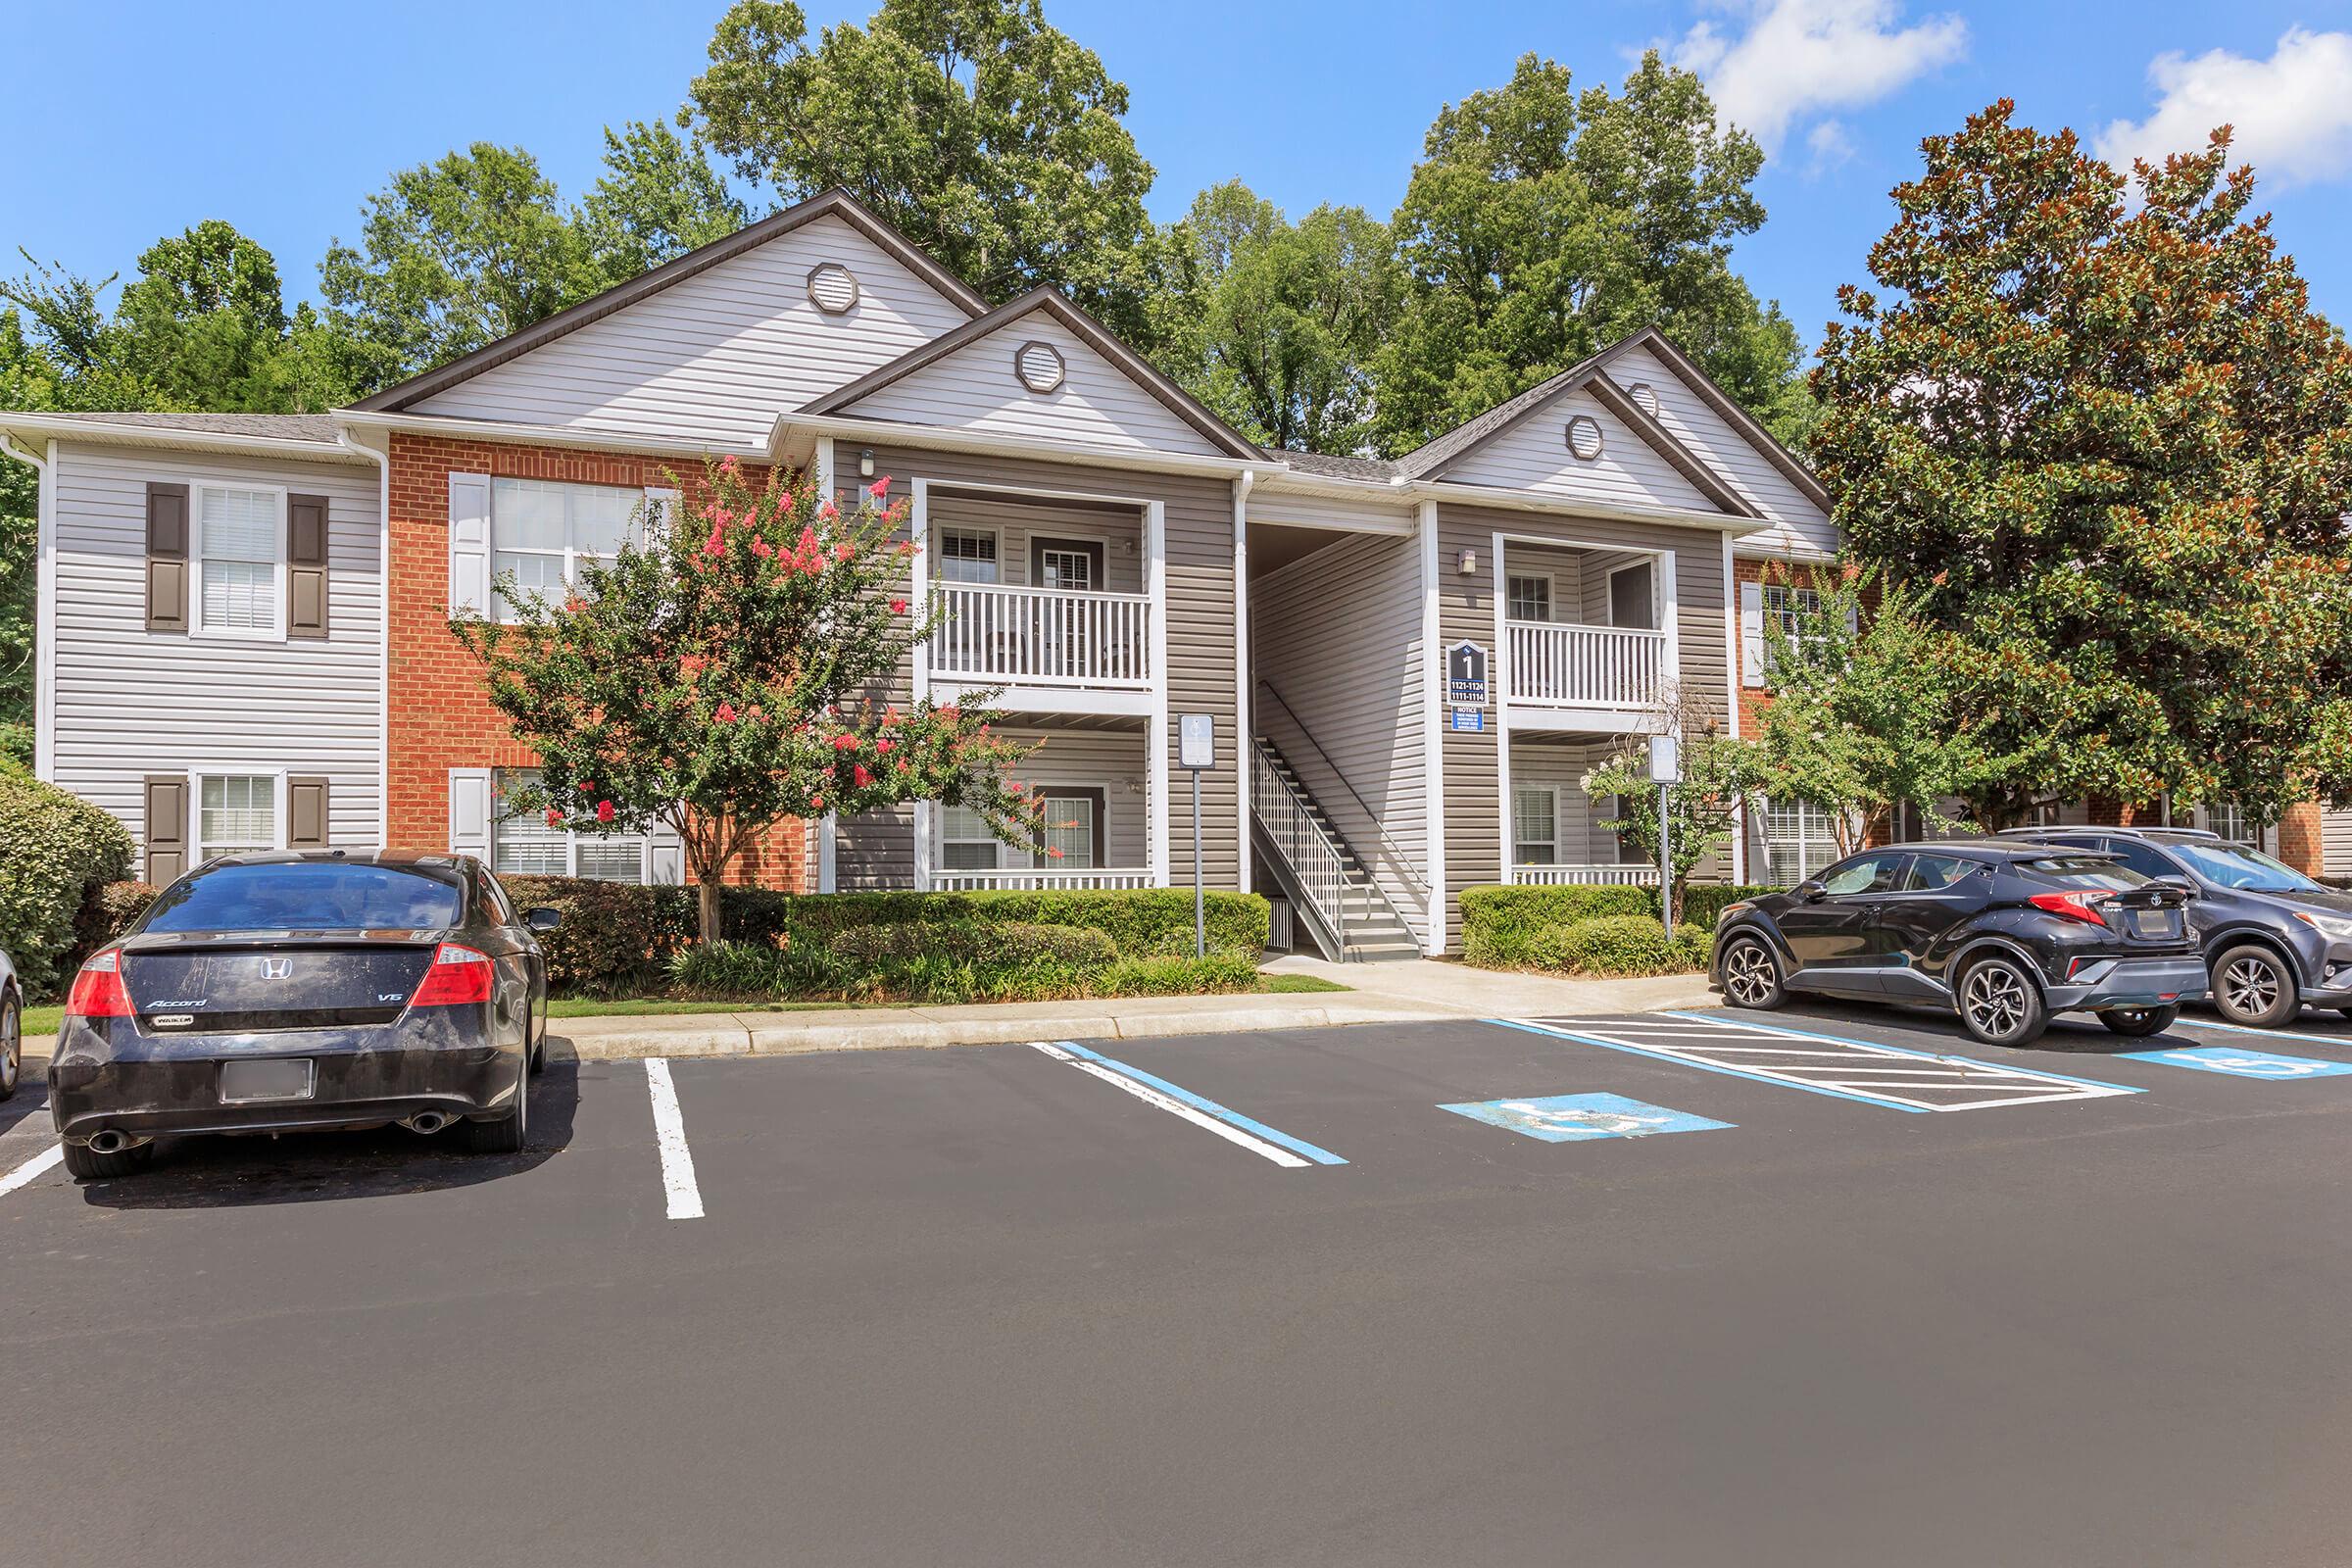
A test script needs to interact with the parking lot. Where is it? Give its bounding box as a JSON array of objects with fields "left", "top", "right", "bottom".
[{"left": 9, "top": 999, "right": 2352, "bottom": 1566}]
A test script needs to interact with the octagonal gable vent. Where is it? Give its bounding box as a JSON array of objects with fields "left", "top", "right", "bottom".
[
  {"left": 1565, "top": 414, "right": 1605, "bottom": 462},
  {"left": 1014, "top": 340, "right": 1066, "bottom": 394},
  {"left": 806, "top": 263, "right": 859, "bottom": 315},
  {"left": 1627, "top": 381, "right": 1660, "bottom": 418}
]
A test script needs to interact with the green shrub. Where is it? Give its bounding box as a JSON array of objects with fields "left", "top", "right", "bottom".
[
  {"left": 498, "top": 876, "right": 699, "bottom": 997},
  {"left": 0, "top": 773, "right": 134, "bottom": 998},
  {"left": 826, "top": 919, "right": 1118, "bottom": 969},
  {"left": 663, "top": 930, "right": 1254, "bottom": 1005},
  {"left": 1680, "top": 884, "right": 1784, "bottom": 930},
  {"left": 73, "top": 879, "right": 159, "bottom": 957},
  {"left": 1527, "top": 915, "right": 1713, "bottom": 978},
  {"left": 1099, "top": 952, "right": 1261, "bottom": 996},
  {"left": 1460, "top": 882, "right": 1655, "bottom": 968}
]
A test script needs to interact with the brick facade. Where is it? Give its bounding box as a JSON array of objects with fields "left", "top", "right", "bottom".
[{"left": 384, "top": 432, "right": 808, "bottom": 889}]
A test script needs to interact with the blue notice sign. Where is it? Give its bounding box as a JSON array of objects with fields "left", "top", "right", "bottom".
[
  {"left": 1450, "top": 708, "right": 1486, "bottom": 732},
  {"left": 1439, "top": 1092, "right": 1733, "bottom": 1143},
  {"left": 2121, "top": 1045, "right": 2352, "bottom": 1080}
]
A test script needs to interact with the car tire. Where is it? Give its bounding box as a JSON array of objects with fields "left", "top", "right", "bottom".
[
  {"left": 0, "top": 989, "right": 19, "bottom": 1102},
  {"left": 2099, "top": 1004, "right": 2180, "bottom": 1038},
  {"left": 2212, "top": 943, "right": 2298, "bottom": 1028},
  {"left": 62, "top": 1140, "right": 151, "bottom": 1181},
  {"left": 527, "top": 1006, "right": 546, "bottom": 1077},
  {"left": 462, "top": 1062, "right": 528, "bottom": 1154},
  {"left": 1719, "top": 935, "right": 1787, "bottom": 1010},
  {"left": 1956, "top": 955, "right": 2047, "bottom": 1047}
]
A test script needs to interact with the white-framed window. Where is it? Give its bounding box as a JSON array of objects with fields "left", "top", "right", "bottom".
[
  {"left": 195, "top": 484, "right": 285, "bottom": 637},
  {"left": 491, "top": 768, "right": 652, "bottom": 882},
  {"left": 940, "top": 802, "right": 1001, "bottom": 869},
  {"left": 197, "top": 773, "right": 279, "bottom": 859},
  {"left": 1761, "top": 584, "right": 1825, "bottom": 674},
  {"left": 490, "top": 478, "right": 638, "bottom": 621},
  {"left": 1506, "top": 574, "right": 1553, "bottom": 623},
  {"left": 2206, "top": 802, "right": 2249, "bottom": 844},
  {"left": 1762, "top": 798, "right": 1839, "bottom": 885},
  {"left": 936, "top": 527, "right": 1000, "bottom": 585},
  {"left": 1512, "top": 785, "right": 1558, "bottom": 866}
]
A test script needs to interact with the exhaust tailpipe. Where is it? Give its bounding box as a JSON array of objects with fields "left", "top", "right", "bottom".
[
  {"left": 85, "top": 1130, "right": 130, "bottom": 1154},
  {"left": 404, "top": 1111, "right": 451, "bottom": 1135}
]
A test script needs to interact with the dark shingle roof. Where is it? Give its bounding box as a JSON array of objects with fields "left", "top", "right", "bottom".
[
  {"left": 24, "top": 411, "right": 342, "bottom": 443},
  {"left": 1269, "top": 448, "right": 1396, "bottom": 481}
]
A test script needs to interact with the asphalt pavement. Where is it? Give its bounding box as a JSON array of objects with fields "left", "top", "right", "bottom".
[{"left": 7, "top": 999, "right": 2352, "bottom": 1566}]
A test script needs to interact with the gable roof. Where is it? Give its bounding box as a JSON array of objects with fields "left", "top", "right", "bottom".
[
  {"left": 1392, "top": 325, "right": 1826, "bottom": 513},
  {"left": 800, "top": 285, "right": 1264, "bottom": 461},
  {"left": 351, "top": 188, "right": 990, "bottom": 416}
]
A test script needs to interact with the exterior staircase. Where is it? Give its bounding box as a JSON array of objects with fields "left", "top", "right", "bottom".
[{"left": 1250, "top": 734, "right": 1423, "bottom": 962}]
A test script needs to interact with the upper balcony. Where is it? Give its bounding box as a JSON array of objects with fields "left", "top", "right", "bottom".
[
  {"left": 928, "top": 581, "right": 1152, "bottom": 689},
  {"left": 1497, "top": 541, "right": 1676, "bottom": 726}
]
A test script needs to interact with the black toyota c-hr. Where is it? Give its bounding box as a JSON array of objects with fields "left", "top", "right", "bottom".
[{"left": 1710, "top": 841, "right": 2207, "bottom": 1047}]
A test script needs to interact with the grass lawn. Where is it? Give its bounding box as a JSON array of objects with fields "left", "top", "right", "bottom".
[{"left": 18, "top": 975, "right": 1349, "bottom": 1036}]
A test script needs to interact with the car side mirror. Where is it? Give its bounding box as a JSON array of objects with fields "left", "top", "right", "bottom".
[
  {"left": 525, "top": 906, "right": 563, "bottom": 932},
  {"left": 2155, "top": 875, "right": 2195, "bottom": 894},
  {"left": 1796, "top": 880, "right": 1827, "bottom": 903}
]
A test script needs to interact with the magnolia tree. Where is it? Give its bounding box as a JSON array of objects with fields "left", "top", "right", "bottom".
[
  {"left": 451, "top": 456, "right": 1045, "bottom": 944},
  {"left": 1582, "top": 687, "right": 1755, "bottom": 923}
]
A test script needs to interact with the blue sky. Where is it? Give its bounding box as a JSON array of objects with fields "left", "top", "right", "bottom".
[{"left": 6, "top": 1, "right": 2352, "bottom": 358}]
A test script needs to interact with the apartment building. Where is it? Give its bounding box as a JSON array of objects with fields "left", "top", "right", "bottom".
[{"left": 3, "top": 186, "right": 2025, "bottom": 957}]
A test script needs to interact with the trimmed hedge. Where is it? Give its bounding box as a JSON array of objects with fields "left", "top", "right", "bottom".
[
  {"left": 1681, "top": 884, "right": 1785, "bottom": 930},
  {"left": 0, "top": 771, "right": 134, "bottom": 998},
  {"left": 1460, "top": 882, "right": 1655, "bottom": 969},
  {"left": 1525, "top": 916, "right": 1712, "bottom": 977},
  {"left": 667, "top": 937, "right": 1260, "bottom": 1005},
  {"left": 493, "top": 878, "right": 1269, "bottom": 997},
  {"left": 829, "top": 920, "right": 1119, "bottom": 969}
]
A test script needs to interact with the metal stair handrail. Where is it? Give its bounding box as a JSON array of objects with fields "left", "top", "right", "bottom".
[
  {"left": 1252, "top": 681, "right": 1432, "bottom": 909},
  {"left": 1250, "top": 738, "right": 1352, "bottom": 953}
]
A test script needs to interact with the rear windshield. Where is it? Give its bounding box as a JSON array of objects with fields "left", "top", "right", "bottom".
[
  {"left": 2166, "top": 840, "right": 2324, "bottom": 893},
  {"left": 141, "top": 863, "right": 465, "bottom": 933},
  {"left": 2021, "top": 856, "right": 2151, "bottom": 892}
]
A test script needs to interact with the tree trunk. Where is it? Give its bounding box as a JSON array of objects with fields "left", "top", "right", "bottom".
[{"left": 697, "top": 878, "right": 723, "bottom": 948}]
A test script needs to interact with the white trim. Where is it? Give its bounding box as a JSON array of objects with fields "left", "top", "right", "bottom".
[
  {"left": 21, "top": 437, "right": 57, "bottom": 781},
  {"left": 929, "top": 519, "right": 1002, "bottom": 584},
  {"left": 911, "top": 476, "right": 932, "bottom": 893},
  {"left": 0, "top": 415, "right": 370, "bottom": 465},
  {"left": 335, "top": 425, "right": 393, "bottom": 849},
  {"left": 338, "top": 408, "right": 764, "bottom": 466},
  {"left": 1603, "top": 557, "right": 1657, "bottom": 629},
  {"left": 1511, "top": 781, "right": 1560, "bottom": 866},
  {"left": 1418, "top": 500, "right": 1446, "bottom": 955},
  {"left": 1656, "top": 547, "right": 1680, "bottom": 691},
  {"left": 1146, "top": 499, "right": 1169, "bottom": 887},
  {"left": 1492, "top": 528, "right": 1512, "bottom": 936},
  {"left": 774, "top": 412, "right": 1274, "bottom": 481},
  {"left": 818, "top": 809, "right": 838, "bottom": 893},
  {"left": 189, "top": 480, "right": 289, "bottom": 642},
  {"left": 1723, "top": 530, "right": 1745, "bottom": 884},
  {"left": 1503, "top": 569, "right": 1557, "bottom": 624},
  {"left": 1506, "top": 704, "right": 1661, "bottom": 735},
  {"left": 925, "top": 681, "right": 1154, "bottom": 717},
  {"left": 189, "top": 767, "right": 290, "bottom": 862},
  {"left": 1233, "top": 469, "right": 1254, "bottom": 895}
]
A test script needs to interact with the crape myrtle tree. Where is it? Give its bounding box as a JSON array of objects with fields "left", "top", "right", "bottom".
[
  {"left": 1812, "top": 102, "right": 2352, "bottom": 829},
  {"left": 450, "top": 456, "right": 1048, "bottom": 945},
  {"left": 1581, "top": 687, "right": 1756, "bottom": 924}
]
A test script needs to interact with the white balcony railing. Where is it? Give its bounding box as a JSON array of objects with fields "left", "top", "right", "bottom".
[
  {"left": 928, "top": 582, "right": 1152, "bottom": 688},
  {"left": 928, "top": 866, "right": 1155, "bottom": 892},
  {"left": 1510, "top": 863, "right": 1662, "bottom": 887},
  {"left": 1505, "top": 621, "right": 1667, "bottom": 708}
]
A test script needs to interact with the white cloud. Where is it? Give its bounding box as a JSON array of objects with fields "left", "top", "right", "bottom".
[
  {"left": 1805, "top": 119, "right": 1857, "bottom": 172},
  {"left": 1669, "top": 0, "right": 1969, "bottom": 154},
  {"left": 2094, "top": 28, "right": 2352, "bottom": 190}
]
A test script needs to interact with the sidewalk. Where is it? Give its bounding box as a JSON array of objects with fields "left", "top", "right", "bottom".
[{"left": 554, "top": 958, "right": 1713, "bottom": 1061}]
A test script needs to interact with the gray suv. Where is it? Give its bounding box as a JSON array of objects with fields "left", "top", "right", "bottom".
[{"left": 2004, "top": 826, "right": 2352, "bottom": 1027}]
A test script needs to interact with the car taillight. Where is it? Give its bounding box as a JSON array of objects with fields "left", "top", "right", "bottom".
[
  {"left": 64, "top": 950, "right": 133, "bottom": 1018},
  {"left": 410, "top": 943, "right": 493, "bottom": 1007},
  {"left": 2029, "top": 890, "right": 2112, "bottom": 927}
]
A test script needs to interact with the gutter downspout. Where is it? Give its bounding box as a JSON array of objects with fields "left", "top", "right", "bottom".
[
  {"left": 2, "top": 434, "right": 54, "bottom": 781},
  {"left": 1232, "top": 468, "right": 1255, "bottom": 898},
  {"left": 334, "top": 422, "right": 393, "bottom": 851}
]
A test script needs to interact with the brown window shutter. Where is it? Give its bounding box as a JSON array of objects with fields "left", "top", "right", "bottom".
[
  {"left": 288, "top": 492, "right": 329, "bottom": 639},
  {"left": 145, "top": 482, "right": 190, "bottom": 632},
  {"left": 288, "top": 776, "right": 330, "bottom": 849},
  {"left": 143, "top": 775, "right": 189, "bottom": 884}
]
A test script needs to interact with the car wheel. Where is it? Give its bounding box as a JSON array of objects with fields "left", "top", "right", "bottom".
[
  {"left": 2099, "top": 1004, "right": 2180, "bottom": 1038},
  {"left": 0, "top": 990, "right": 19, "bottom": 1102},
  {"left": 527, "top": 1006, "right": 546, "bottom": 1077},
  {"left": 462, "top": 1060, "right": 528, "bottom": 1154},
  {"left": 1720, "top": 936, "right": 1787, "bottom": 1010},
  {"left": 2212, "top": 944, "right": 2298, "bottom": 1027},
  {"left": 61, "top": 1140, "right": 152, "bottom": 1181},
  {"left": 1957, "top": 955, "right": 2047, "bottom": 1047}
]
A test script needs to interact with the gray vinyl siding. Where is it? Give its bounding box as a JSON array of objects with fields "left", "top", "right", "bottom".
[
  {"left": 2327, "top": 808, "right": 2352, "bottom": 878},
  {"left": 934, "top": 728, "right": 1148, "bottom": 869},
  {"left": 1508, "top": 739, "right": 1628, "bottom": 866},
  {"left": 1435, "top": 504, "right": 1734, "bottom": 947},
  {"left": 846, "top": 315, "right": 1226, "bottom": 458},
  {"left": 1250, "top": 531, "right": 1429, "bottom": 941},
  {"left": 49, "top": 442, "right": 382, "bottom": 858},
  {"left": 411, "top": 213, "right": 974, "bottom": 449},
  {"left": 1618, "top": 343, "right": 1838, "bottom": 557},
  {"left": 926, "top": 493, "right": 1144, "bottom": 592},
  {"left": 1440, "top": 386, "right": 1716, "bottom": 512},
  {"left": 841, "top": 442, "right": 1242, "bottom": 890},
  {"left": 836, "top": 804, "right": 914, "bottom": 890}
]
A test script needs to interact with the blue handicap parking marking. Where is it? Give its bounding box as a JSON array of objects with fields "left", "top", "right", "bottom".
[
  {"left": 1439, "top": 1092, "right": 1734, "bottom": 1144},
  {"left": 2120, "top": 1045, "right": 2352, "bottom": 1080}
]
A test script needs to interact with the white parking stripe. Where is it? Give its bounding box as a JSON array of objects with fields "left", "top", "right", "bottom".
[
  {"left": 0, "top": 1143, "right": 63, "bottom": 1197},
  {"left": 1029, "top": 1042, "right": 1310, "bottom": 1167},
  {"left": 643, "top": 1059, "right": 705, "bottom": 1221}
]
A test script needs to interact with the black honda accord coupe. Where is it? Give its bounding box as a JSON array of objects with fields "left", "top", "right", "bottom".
[
  {"left": 1710, "top": 841, "right": 2206, "bottom": 1047},
  {"left": 49, "top": 853, "right": 557, "bottom": 1180}
]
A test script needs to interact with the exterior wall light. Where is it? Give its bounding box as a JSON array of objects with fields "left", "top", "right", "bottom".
[{"left": 1457, "top": 548, "right": 1477, "bottom": 575}]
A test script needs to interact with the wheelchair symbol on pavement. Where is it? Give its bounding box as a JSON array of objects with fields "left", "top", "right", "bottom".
[
  {"left": 1439, "top": 1092, "right": 1735, "bottom": 1144},
  {"left": 2121, "top": 1045, "right": 2352, "bottom": 1080}
]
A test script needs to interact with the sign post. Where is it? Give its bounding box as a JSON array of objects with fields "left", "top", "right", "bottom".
[
  {"left": 1179, "top": 714, "right": 1216, "bottom": 957},
  {"left": 1648, "top": 734, "right": 1681, "bottom": 935}
]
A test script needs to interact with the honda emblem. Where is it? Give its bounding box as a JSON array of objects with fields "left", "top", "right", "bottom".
[{"left": 260, "top": 957, "right": 292, "bottom": 980}]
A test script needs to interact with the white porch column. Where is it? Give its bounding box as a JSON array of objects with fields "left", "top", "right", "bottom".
[
  {"left": 818, "top": 811, "right": 838, "bottom": 893},
  {"left": 1146, "top": 499, "right": 1170, "bottom": 887},
  {"left": 1232, "top": 472, "right": 1253, "bottom": 893},
  {"left": 1418, "top": 500, "right": 1446, "bottom": 955},
  {"left": 1492, "top": 528, "right": 1513, "bottom": 905},
  {"left": 910, "top": 478, "right": 932, "bottom": 893},
  {"left": 1722, "top": 532, "right": 1746, "bottom": 884},
  {"left": 1658, "top": 546, "right": 1680, "bottom": 693}
]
